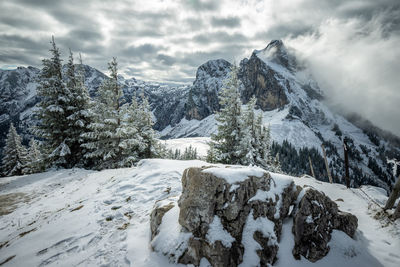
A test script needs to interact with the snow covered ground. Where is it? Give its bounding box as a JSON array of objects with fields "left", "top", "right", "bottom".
[
  {"left": 0, "top": 159, "right": 399, "bottom": 266},
  {"left": 163, "top": 137, "right": 211, "bottom": 158}
]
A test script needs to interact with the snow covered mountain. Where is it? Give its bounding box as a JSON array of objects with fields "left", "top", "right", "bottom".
[
  {"left": 0, "top": 40, "right": 399, "bottom": 190},
  {"left": 161, "top": 40, "right": 400, "bottom": 190}
]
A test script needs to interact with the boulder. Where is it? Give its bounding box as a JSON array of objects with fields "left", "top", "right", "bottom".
[
  {"left": 152, "top": 166, "right": 297, "bottom": 266},
  {"left": 292, "top": 189, "right": 358, "bottom": 262},
  {"left": 150, "top": 167, "right": 358, "bottom": 266}
]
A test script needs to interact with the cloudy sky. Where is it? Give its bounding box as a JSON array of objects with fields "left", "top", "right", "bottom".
[{"left": 0, "top": 0, "right": 399, "bottom": 135}]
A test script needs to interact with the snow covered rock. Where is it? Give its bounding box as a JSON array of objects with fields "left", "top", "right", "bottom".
[
  {"left": 150, "top": 196, "right": 176, "bottom": 239},
  {"left": 184, "top": 59, "right": 232, "bottom": 121},
  {"left": 239, "top": 41, "right": 290, "bottom": 111},
  {"left": 292, "top": 188, "right": 358, "bottom": 262},
  {"left": 151, "top": 165, "right": 298, "bottom": 266}
]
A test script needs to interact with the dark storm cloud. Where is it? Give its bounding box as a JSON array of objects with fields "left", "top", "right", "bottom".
[
  {"left": 0, "top": 34, "right": 44, "bottom": 51},
  {"left": 183, "top": 0, "right": 220, "bottom": 11},
  {"left": 0, "top": 14, "right": 48, "bottom": 30},
  {"left": 157, "top": 54, "right": 176, "bottom": 66},
  {"left": 193, "top": 32, "right": 247, "bottom": 44},
  {"left": 211, "top": 16, "right": 241, "bottom": 28},
  {"left": 256, "top": 24, "right": 314, "bottom": 40},
  {"left": 122, "top": 44, "right": 162, "bottom": 57}
]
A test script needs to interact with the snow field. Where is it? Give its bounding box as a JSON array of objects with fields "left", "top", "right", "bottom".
[{"left": 0, "top": 159, "right": 399, "bottom": 266}]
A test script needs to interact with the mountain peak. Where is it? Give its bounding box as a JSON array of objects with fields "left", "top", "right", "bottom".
[
  {"left": 266, "top": 39, "right": 284, "bottom": 50},
  {"left": 195, "top": 59, "right": 231, "bottom": 79},
  {"left": 253, "top": 39, "right": 295, "bottom": 71}
]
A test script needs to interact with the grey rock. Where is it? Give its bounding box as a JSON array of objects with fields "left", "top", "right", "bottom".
[
  {"left": 176, "top": 166, "right": 296, "bottom": 266},
  {"left": 333, "top": 211, "right": 358, "bottom": 238},
  {"left": 239, "top": 52, "right": 289, "bottom": 111},
  {"left": 184, "top": 59, "right": 232, "bottom": 121},
  {"left": 292, "top": 188, "right": 358, "bottom": 262},
  {"left": 149, "top": 197, "right": 175, "bottom": 239}
]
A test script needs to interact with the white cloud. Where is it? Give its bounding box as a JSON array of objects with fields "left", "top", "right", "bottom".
[{"left": 286, "top": 10, "right": 400, "bottom": 135}]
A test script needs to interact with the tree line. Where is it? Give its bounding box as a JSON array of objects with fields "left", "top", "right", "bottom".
[{"left": 1, "top": 37, "right": 160, "bottom": 176}]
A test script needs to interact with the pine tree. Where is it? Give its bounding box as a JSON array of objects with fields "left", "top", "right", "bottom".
[
  {"left": 34, "top": 37, "right": 72, "bottom": 167},
  {"left": 2, "top": 123, "right": 27, "bottom": 176},
  {"left": 239, "top": 96, "right": 259, "bottom": 165},
  {"left": 209, "top": 65, "right": 242, "bottom": 164},
  {"left": 118, "top": 96, "right": 141, "bottom": 167},
  {"left": 260, "top": 124, "right": 274, "bottom": 168},
  {"left": 272, "top": 153, "right": 282, "bottom": 173},
  {"left": 82, "top": 58, "right": 125, "bottom": 169},
  {"left": 135, "top": 94, "right": 159, "bottom": 159},
  {"left": 182, "top": 145, "right": 198, "bottom": 160},
  {"left": 64, "top": 52, "right": 91, "bottom": 167},
  {"left": 24, "top": 138, "right": 43, "bottom": 174}
]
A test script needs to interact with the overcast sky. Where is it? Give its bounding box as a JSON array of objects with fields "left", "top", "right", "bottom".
[{"left": 0, "top": 0, "right": 399, "bottom": 135}]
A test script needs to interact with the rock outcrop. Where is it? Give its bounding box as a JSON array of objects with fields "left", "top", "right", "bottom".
[
  {"left": 292, "top": 189, "right": 358, "bottom": 262},
  {"left": 184, "top": 59, "right": 232, "bottom": 121},
  {"left": 239, "top": 51, "right": 289, "bottom": 111},
  {"left": 150, "top": 166, "right": 295, "bottom": 266},
  {"left": 150, "top": 166, "right": 359, "bottom": 266}
]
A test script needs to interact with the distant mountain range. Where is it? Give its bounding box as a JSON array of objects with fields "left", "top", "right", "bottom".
[{"left": 1, "top": 40, "right": 399, "bottom": 190}]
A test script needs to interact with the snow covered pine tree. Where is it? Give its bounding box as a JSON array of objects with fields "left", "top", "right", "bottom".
[
  {"left": 1, "top": 123, "right": 27, "bottom": 176},
  {"left": 82, "top": 58, "right": 126, "bottom": 169},
  {"left": 34, "top": 37, "right": 73, "bottom": 167},
  {"left": 63, "top": 51, "right": 91, "bottom": 167},
  {"left": 208, "top": 65, "right": 243, "bottom": 164},
  {"left": 208, "top": 65, "right": 275, "bottom": 168},
  {"left": 24, "top": 138, "right": 44, "bottom": 174}
]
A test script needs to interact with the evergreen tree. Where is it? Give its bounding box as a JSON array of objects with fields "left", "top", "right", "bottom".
[
  {"left": 239, "top": 96, "right": 259, "bottom": 165},
  {"left": 182, "top": 145, "right": 198, "bottom": 160},
  {"left": 260, "top": 123, "right": 274, "bottom": 168},
  {"left": 272, "top": 153, "right": 282, "bottom": 173},
  {"left": 24, "top": 138, "right": 43, "bottom": 174},
  {"left": 209, "top": 65, "right": 242, "bottom": 164},
  {"left": 135, "top": 94, "right": 159, "bottom": 159},
  {"left": 65, "top": 52, "right": 91, "bottom": 166},
  {"left": 34, "top": 37, "right": 72, "bottom": 167},
  {"left": 82, "top": 58, "right": 126, "bottom": 169},
  {"left": 2, "top": 123, "right": 27, "bottom": 176},
  {"left": 118, "top": 96, "right": 141, "bottom": 167}
]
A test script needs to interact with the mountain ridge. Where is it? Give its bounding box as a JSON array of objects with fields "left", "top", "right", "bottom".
[{"left": 1, "top": 40, "right": 399, "bottom": 190}]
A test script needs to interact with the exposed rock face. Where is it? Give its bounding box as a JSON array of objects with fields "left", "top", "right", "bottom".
[
  {"left": 239, "top": 52, "right": 289, "bottom": 111},
  {"left": 292, "top": 189, "right": 358, "bottom": 262},
  {"left": 151, "top": 166, "right": 298, "bottom": 266},
  {"left": 185, "top": 59, "right": 232, "bottom": 121},
  {"left": 150, "top": 167, "right": 359, "bottom": 266}
]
